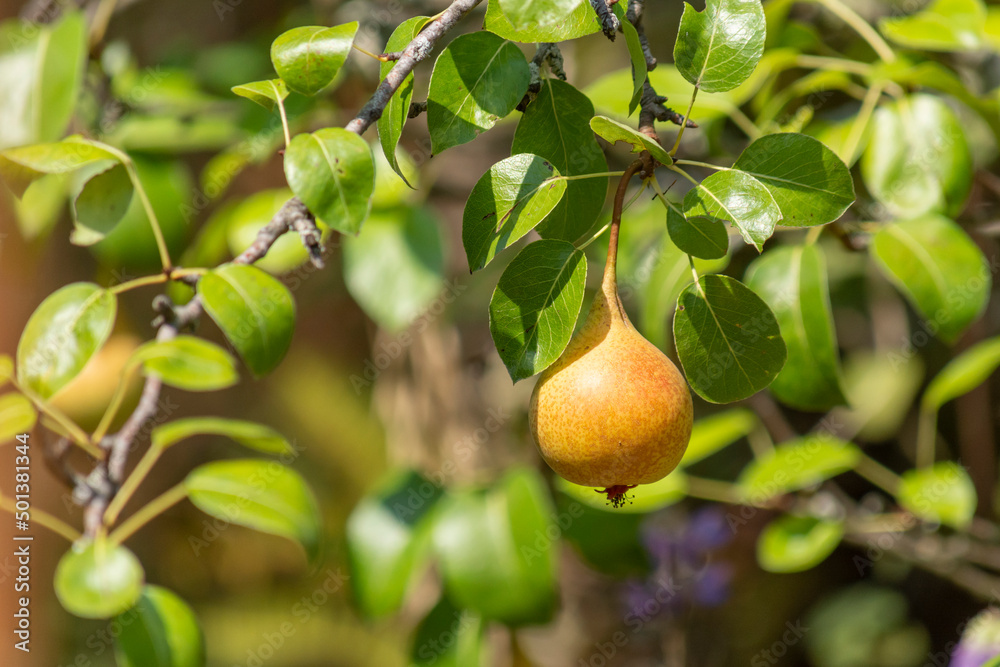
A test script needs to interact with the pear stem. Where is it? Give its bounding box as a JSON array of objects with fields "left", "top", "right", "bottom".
[{"left": 607, "top": 159, "right": 648, "bottom": 286}]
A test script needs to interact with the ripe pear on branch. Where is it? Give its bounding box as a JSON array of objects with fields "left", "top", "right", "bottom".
[{"left": 530, "top": 159, "right": 694, "bottom": 508}]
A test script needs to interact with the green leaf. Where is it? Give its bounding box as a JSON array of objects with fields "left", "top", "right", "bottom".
[
  {"left": 198, "top": 264, "right": 296, "bottom": 376},
  {"left": 556, "top": 472, "right": 687, "bottom": 514},
  {"left": 922, "top": 336, "right": 1000, "bottom": 413},
  {"left": 411, "top": 597, "right": 485, "bottom": 667},
  {"left": 35, "top": 11, "right": 87, "bottom": 142},
  {"left": 433, "top": 468, "right": 558, "bottom": 624},
  {"left": 589, "top": 115, "right": 672, "bottom": 165},
  {"left": 114, "top": 585, "right": 204, "bottom": 667},
  {"left": 879, "top": 0, "right": 986, "bottom": 52},
  {"left": 463, "top": 154, "right": 566, "bottom": 271},
  {"left": 346, "top": 470, "right": 443, "bottom": 618},
  {"left": 512, "top": 79, "right": 608, "bottom": 242},
  {"left": 674, "top": 274, "right": 786, "bottom": 403},
  {"left": 185, "top": 459, "right": 322, "bottom": 561},
  {"left": 343, "top": 207, "right": 445, "bottom": 333},
  {"left": 0, "top": 137, "right": 118, "bottom": 198},
  {"left": 427, "top": 31, "right": 530, "bottom": 154},
  {"left": 682, "top": 170, "right": 780, "bottom": 251},
  {"left": 861, "top": 94, "right": 971, "bottom": 219},
  {"left": 732, "top": 133, "right": 854, "bottom": 227},
  {"left": 134, "top": 336, "right": 239, "bottom": 391},
  {"left": 16, "top": 282, "right": 117, "bottom": 399},
  {"left": 489, "top": 240, "right": 588, "bottom": 383},
  {"left": 499, "top": 0, "right": 584, "bottom": 32},
  {"left": 745, "top": 244, "right": 847, "bottom": 411},
  {"left": 897, "top": 462, "right": 976, "bottom": 528},
  {"left": 151, "top": 417, "right": 292, "bottom": 455},
  {"left": 871, "top": 215, "right": 989, "bottom": 343},
  {"left": 377, "top": 17, "right": 430, "bottom": 186},
  {"left": 484, "top": 0, "right": 600, "bottom": 42},
  {"left": 284, "top": 127, "right": 374, "bottom": 235},
  {"left": 673, "top": 0, "right": 766, "bottom": 93},
  {"left": 666, "top": 204, "right": 728, "bottom": 259},
  {"left": 0, "top": 393, "right": 36, "bottom": 444},
  {"left": 70, "top": 161, "right": 134, "bottom": 246},
  {"left": 680, "top": 408, "right": 758, "bottom": 467},
  {"left": 757, "top": 516, "right": 843, "bottom": 573},
  {"left": 738, "top": 436, "right": 861, "bottom": 501},
  {"left": 270, "top": 23, "right": 358, "bottom": 96},
  {"left": 230, "top": 79, "right": 289, "bottom": 112},
  {"left": 55, "top": 540, "right": 144, "bottom": 619},
  {"left": 611, "top": 2, "right": 647, "bottom": 115}
]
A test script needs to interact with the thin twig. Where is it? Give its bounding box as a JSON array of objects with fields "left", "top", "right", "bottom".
[{"left": 590, "top": 0, "right": 620, "bottom": 40}]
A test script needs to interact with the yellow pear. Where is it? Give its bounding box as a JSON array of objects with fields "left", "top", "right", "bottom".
[{"left": 529, "top": 167, "right": 693, "bottom": 507}]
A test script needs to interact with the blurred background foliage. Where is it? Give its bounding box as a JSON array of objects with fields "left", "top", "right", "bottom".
[{"left": 1, "top": 0, "right": 1000, "bottom": 665}]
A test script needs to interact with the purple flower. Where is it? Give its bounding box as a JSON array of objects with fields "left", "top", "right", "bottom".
[{"left": 950, "top": 608, "right": 1000, "bottom": 667}]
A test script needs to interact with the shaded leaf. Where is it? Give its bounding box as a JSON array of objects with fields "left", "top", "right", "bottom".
[
  {"left": 152, "top": 417, "right": 292, "bottom": 455},
  {"left": 411, "top": 597, "right": 485, "bottom": 667},
  {"left": 589, "top": 115, "right": 672, "bottom": 165},
  {"left": 377, "top": 17, "right": 430, "bottom": 186},
  {"left": 673, "top": 0, "right": 766, "bottom": 93},
  {"left": 198, "top": 264, "right": 295, "bottom": 376},
  {"left": 489, "top": 240, "right": 588, "bottom": 383},
  {"left": 611, "top": 1, "right": 646, "bottom": 115},
  {"left": 55, "top": 540, "right": 144, "bottom": 619},
  {"left": 666, "top": 204, "right": 728, "bottom": 259},
  {"left": 185, "top": 459, "right": 322, "bottom": 561},
  {"left": 270, "top": 23, "right": 358, "bottom": 95},
  {"left": 284, "top": 127, "right": 374, "bottom": 235},
  {"left": 70, "top": 161, "right": 134, "bottom": 246},
  {"left": 674, "top": 275, "right": 786, "bottom": 403},
  {"left": 463, "top": 154, "right": 566, "bottom": 271},
  {"left": 16, "top": 283, "right": 116, "bottom": 399},
  {"left": 745, "top": 244, "right": 847, "bottom": 411},
  {"left": 114, "top": 585, "right": 204, "bottom": 667},
  {"left": 427, "top": 31, "right": 530, "bottom": 154},
  {"left": 0, "top": 137, "right": 118, "bottom": 198}
]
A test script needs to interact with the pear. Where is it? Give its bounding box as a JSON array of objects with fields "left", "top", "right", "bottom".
[{"left": 529, "top": 166, "right": 693, "bottom": 507}]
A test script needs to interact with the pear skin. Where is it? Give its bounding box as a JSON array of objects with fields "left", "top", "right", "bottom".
[{"left": 529, "top": 163, "right": 693, "bottom": 504}]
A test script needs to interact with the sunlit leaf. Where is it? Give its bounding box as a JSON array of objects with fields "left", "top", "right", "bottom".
[
  {"left": 922, "top": 336, "right": 1000, "bottom": 413},
  {"left": 897, "top": 462, "right": 976, "bottom": 528},
  {"left": 673, "top": 0, "right": 766, "bottom": 92},
  {"left": 738, "top": 436, "right": 861, "bottom": 501},
  {"left": 757, "top": 515, "right": 843, "bottom": 573},
  {"left": 55, "top": 540, "right": 144, "bottom": 619},
  {"left": 152, "top": 417, "right": 292, "bottom": 455},
  {"left": 270, "top": 23, "right": 358, "bottom": 96}
]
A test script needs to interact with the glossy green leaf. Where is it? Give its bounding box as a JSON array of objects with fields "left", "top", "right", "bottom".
[
  {"left": 489, "top": 240, "right": 588, "bottom": 383},
  {"left": 897, "top": 462, "right": 976, "bottom": 528},
  {"left": 284, "top": 127, "right": 374, "bottom": 235},
  {"left": 433, "top": 468, "right": 557, "bottom": 624},
  {"left": 483, "top": 0, "right": 599, "bottom": 42},
  {"left": 732, "top": 133, "right": 854, "bottom": 226},
  {"left": 512, "top": 79, "right": 608, "bottom": 242},
  {"left": 135, "top": 336, "right": 239, "bottom": 391},
  {"left": 682, "top": 170, "right": 780, "bottom": 251},
  {"left": 270, "top": 23, "right": 358, "bottom": 95},
  {"left": 36, "top": 11, "right": 87, "bottom": 142},
  {"left": 556, "top": 472, "right": 687, "bottom": 514},
  {"left": 680, "top": 408, "right": 758, "bottom": 466},
  {"left": 70, "top": 162, "right": 134, "bottom": 246},
  {"left": 871, "top": 215, "right": 989, "bottom": 343},
  {"left": 198, "top": 264, "right": 295, "bottom": 376},
  {"left": 745, "top": 244, "right": 847, "bottom": 411},
  {"left": 589, "top": 115, "right": 672, "bottom": 165},
  {"left": 114, "top": 585, "right": 204, "bottom": 667},
  {"left": 463, "top": 154, "right": 566, "bottom": 271},
  {"left": 0, "top": 137, "right": 118, "bottom": 198},
  {"left": 411, "top": 597, "right": 485, "bottom": 667},
  {"left": 343, "top": 207, "right": 445, "bottom": 333},
  {"left": 861, "top": 94, "right": 971, "bottom": 219},
  {"left": 611, "top": 2, "right": 646, "bottom": 115},
  {"left": 499, "top": 0, "right": 584, "bottom": 32},
  {"left": 55, "top": 540, "right": 144, "bottom": 619},
  {"left": 0, "top": 393, "right": 36, "bottom": 444},
  {"left": 151, "top": 417, "right": 292, "bottom": 455},
  {"left": 674, "top": 274, "right": 786, "bottom": 403},
  {"left": 427, "top": 31, "right": 530, "bottom": 154},
  {"left": 879, "top": 0, "right": 986, "bottom": 52},
  {"left": 922, "top": 337, "right": 1000, "bottom": 413},
  {"left": 347, "top": 470, "right": 443, "bottom": 618},
  {"left": 377, "top": 17, "right": 429, "bottom": 186},
  {"left": 16, "top": 283, "right": 117, "bottom": 399},
  {"left": 666, "top": 204, "right": 728, "bottom": 259},
  {"left": 185, "top": 459, "right": 322, "bottom": 561},
  {"left": 757, "top": 516, "right": 843, "bottom": 573},
  {"left": 738, "top": 436, "right": 861, "bottom": 501},
  {"left": 231, "top": 79, "right": 289, "bottom": 112},
  {"left": 673, "top": 0, "right": 766, "bottom": 92}
]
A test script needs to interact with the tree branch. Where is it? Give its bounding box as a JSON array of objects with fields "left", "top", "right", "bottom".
[{"left": 590, "top": 0, "right": 620, "bottom": 40}]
